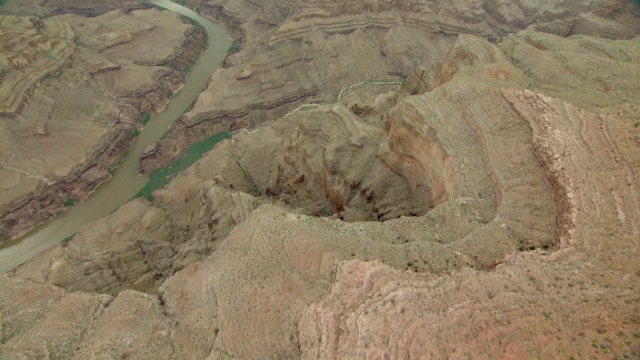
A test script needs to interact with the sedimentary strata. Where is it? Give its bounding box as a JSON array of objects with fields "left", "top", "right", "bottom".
[
  {"left": 0, "top": 8, "right": 207, "bottom": 241},
  {"left": 5, "top": 8, "right": 640, "bottom": 356},
  {"left": 141, "top": 0, "right": 638, "bottom": 174}
]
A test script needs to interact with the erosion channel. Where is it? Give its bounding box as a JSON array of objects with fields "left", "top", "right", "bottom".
[{"left": 0, "top": 0, "right": 231, "bottom": 272}]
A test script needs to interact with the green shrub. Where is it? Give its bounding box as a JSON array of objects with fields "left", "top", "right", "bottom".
[
  {"left": 62, "top": 233, "right": 76, "bottom": 243},
  {"left": 184, "top": 16, "right": 204, "bottom": 30},
  {"left": 237, "top": 160, "right": 260, "bottom": 196},
  {"left": 135, "top": 131, "right": 232, "bottom": 201},
  {"left": 183, "top": 100, "right": 196, "bottom": 114},
  {"left": 64, "top": 197, "right": 78, "bottom": 207},
  {"left": 133, "top": 129, "right": 140, "bottom": 137},
  {"left": 160, "top": 128, "right": 171, "bottom": 140},
  {"left": 140, "top": 112, "right": 151, "bottom": 125},
  {"left": 227, "top": 40, "right": 238, "bottom": 54}
]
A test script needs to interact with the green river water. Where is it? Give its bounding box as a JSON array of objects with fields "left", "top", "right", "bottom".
[{"left": 0, "top": 0, "right": 231, "bottom": 272}]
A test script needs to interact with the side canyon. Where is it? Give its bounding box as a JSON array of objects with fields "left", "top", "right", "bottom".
[
  {"left": 1, "top": 3, "right": 207, "bottom": 240},
  {"left": 2, "top": 0, "right": 640, "bottom": 359}
]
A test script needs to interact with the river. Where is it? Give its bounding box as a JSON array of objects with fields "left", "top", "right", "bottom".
[{"left": 0, "top": 0, "right": 231, "bottom": 272}]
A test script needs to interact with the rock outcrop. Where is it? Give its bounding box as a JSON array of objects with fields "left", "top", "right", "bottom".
[
  {"left": 0, "top": 0, "right": 139, "bottom": 17},
  {"left": 0, "top": 8, "right": 207, "bottom": 241},
  {"left": 141, "top": 0, "right": 611, "bottom": 174},
  {"left": 3, "top": 1, "right": 640, "bottom": 359}
]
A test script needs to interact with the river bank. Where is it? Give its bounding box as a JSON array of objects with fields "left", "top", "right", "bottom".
[{"left": 0, "top": 0, "right": 231, "bottom": 272}]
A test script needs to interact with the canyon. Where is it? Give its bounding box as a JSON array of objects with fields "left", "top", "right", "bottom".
[
  {"left": 1, "top": 2, "right": 209, "bottom": 241},
  {"left": 2, "top": 0, "right": 640, "bottom": 359}
]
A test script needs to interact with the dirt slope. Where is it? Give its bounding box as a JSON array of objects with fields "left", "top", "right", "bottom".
[
  {"left": 4, "top": 5, "right": 640, "bottom": 355},
  {"left": 0, "top": 7, "right": 206, "bottom": 240},
  {"left": 139, "top": 0, "right": 624, "bottom": 174}
]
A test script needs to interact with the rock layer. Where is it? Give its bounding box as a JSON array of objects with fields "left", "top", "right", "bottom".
[
  {"left": 3, "top": 2, "right": 640, "bottom": 360},
  {"left": 142, "top": 0, "right": 605, "bottom": 173},
  {"left": 0, "top": 8, "right": 207, "bottom": 241}
]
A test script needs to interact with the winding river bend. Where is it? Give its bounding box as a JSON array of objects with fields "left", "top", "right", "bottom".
[{"left": 0, "top": 0, "right": 231, "bottom": 272}]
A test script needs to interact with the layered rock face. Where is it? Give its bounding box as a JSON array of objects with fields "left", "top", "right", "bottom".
[
  {"left": 0, "top": 7, "right": 207, "bottom": 240},
  {"left": 0, "top": 0, "right": 139, "bottom": 17},
  {"left": 140, "top": 0, "right": 610, "bottom": 173},
  {"left": 4, "top": 4, "right": 640, "bottom": 355}
]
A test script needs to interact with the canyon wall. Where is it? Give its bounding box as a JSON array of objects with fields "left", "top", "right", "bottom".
[
  {"left": 5, "top": 21, "right": 640, "bottom": 358},
  {"left": 2, "top": 0, "right": 640, "bottom": 359},
  {"left": 0, "top": 7, "right": 207, "bottom": 240}
]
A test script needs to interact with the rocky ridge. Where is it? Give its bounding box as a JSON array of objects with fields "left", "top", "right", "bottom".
[
  {"left": 140, "top": 0, "right": 617, "bottom": 174},
  {"left": 3, "top": 4, "right": 640, "bottom": 356},
  {"left": 0, "top": 6, "right": 207, "bottom": 241}
]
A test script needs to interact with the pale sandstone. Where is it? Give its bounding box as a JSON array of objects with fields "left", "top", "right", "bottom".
[
  {"left": 3, "top": 2, "right": 640, "bottom": 360},
  {"left": 145, "top": 0, "right": 639, "bottom": 174},
  {"left": 1, "top": 7, "right": 207, "bottom": 241}
]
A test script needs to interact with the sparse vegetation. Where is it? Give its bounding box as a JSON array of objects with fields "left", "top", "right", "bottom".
[
  {"left": 44, "top": 71, "right": 63, "bottom": 80},
  {"left": 63, "top": 233, "right": 76, "bottom": 242},
  {"left": 160, "top": 128, "right": 171, "bottom": 140},
  {"left": 236, "top": 159, "right": 260, "bottom": 196},
  {"left": 64, "top": 197, "right": 78, "bottom": 207},
  {"left": 62, "top": 233, "right": 76, "bottom": 243},
  {"left": 183, "top": 100, "right": 196, "bottom": 114},
  {"left": 183, "top": 16, "right": 204, "bottom": 30},
  {"left": 288, "top": 333, "right": 301, "bottom": 352},
  {"left": 140, "top": 112, "right": 151, "bottom": 125},
  {"left": 135, "top": 131, "right": 232, "bottom": 201},
  {"left": 227, "top": 40, "right": 238, "bottom": 54},
  {"left": 151, "top": 4, "right": 166, "bottom": 11},
  {"left": 114, "top": 151, "right": 127, "bottom": 170}
]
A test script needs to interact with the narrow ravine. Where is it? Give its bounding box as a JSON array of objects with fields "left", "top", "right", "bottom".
[{"left": 0, "top": 0, "right": 232, "bottom": 272}]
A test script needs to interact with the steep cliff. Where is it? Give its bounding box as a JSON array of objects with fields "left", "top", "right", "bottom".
[
  {"left": 3, "top": 1, "right": 640, "bottom": 359},
  {"left": 140, "top": 0, "right": 606, "bottom": 173},
  {"left": 0, "top": 8, "right": 207, "bottom": 241},
  {"left": 5, "top": 17, "right": 640, "bottom": 358}
]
